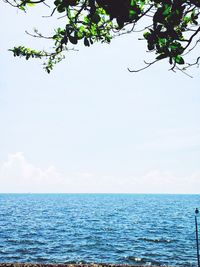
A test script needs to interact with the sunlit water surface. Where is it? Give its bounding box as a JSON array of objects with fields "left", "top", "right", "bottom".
[{"left": 0, "top": 194, "right": 199, "bottom": 266}]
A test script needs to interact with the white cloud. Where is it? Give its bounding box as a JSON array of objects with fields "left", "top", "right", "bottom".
[
  {"left": 0, "top": 152, "right": 64, "bottom": 193},
  {"left": 0, "top": 153, "right": 199, "bottom": 194}
]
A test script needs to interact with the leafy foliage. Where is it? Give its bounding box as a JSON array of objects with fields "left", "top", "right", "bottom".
[{"left": 4, "top": 0, "right": 200, "bottom": 74}]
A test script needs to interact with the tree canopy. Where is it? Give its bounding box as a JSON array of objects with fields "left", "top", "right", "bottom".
[{"left": 4, "top": 0, "right": 200, "bottom": 74}]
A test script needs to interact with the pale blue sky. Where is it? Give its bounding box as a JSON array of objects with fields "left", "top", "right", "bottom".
[{"left": 0, "top": 1, "right": 200, "bottom": 193}]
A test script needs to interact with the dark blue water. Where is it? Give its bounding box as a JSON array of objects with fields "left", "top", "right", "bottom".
[{"left": 0, "top": 194, "right": 199, "bottom": 266}]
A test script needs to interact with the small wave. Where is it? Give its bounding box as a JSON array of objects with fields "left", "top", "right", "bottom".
[
  {"left": 125, "top": 255, "right": 161, "bottom": 266},
  {"left": 63, "top": 259, "right": 88, "bottom": 264},
  {"left": 128, "top": 256, "right": 143, "bottom": 262},
  {"left": 139, "top": 237, "right": 172, "bottom": 243},
  {"left": 125, "top": 256, "right": 147, "bottom": 264}
]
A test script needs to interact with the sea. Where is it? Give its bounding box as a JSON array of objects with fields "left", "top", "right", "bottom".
[{"left": 0, "top": 194, "right": 200, "bottom": 266}]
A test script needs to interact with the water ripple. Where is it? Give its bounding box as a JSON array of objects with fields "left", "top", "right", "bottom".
[{"left": 0, "top": 193, "right": 199, "bottom": 266}]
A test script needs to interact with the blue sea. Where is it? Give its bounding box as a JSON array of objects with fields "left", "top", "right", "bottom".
[{"left": 0, "top": 194, "right": 200, "bottom": 266}]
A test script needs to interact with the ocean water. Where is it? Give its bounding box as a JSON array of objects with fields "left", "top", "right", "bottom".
[{"left": 0, "top": 194, "right": 200, "bottom": 266}]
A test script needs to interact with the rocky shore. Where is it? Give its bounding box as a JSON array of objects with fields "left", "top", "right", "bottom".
[{"left": 0, "top": 264, "right": 169, "bottom": 267}]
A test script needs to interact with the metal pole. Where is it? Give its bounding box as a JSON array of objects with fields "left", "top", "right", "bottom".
[{"left": 195, "top": 208, "right": 200, "bottom": 267}]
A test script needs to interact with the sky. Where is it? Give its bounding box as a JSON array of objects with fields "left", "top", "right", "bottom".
[{"left": 0, "top": 1, "right": 200, "bottom": 193}]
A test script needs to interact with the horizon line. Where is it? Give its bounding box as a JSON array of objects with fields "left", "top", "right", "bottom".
[{"left": 0, "top": 192, "right": 199, "bottom": 195}]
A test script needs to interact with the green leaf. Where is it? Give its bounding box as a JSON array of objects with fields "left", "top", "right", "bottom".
[
  {"left": 57, "top": 4, "right": 65, "bottom": 13},
  {"left": 163, "top": 4, "right": 171, "bottom": 16},
  {"left": 130, "top": 0, "right": 136, "bottom": 7},
  {"left": 156, "top": 53, "right": 168, "bottom": 60},
  {"left": 27, "top": 3, "right": 35, "bottom": 7},
  {"left": 19, "top": 5, "right": 26, "bottom": 11},
  {"left": 54, "top": 0, "right": 61, "bottom": 6},
  {"left": 69, "top": 35, "right": 78, "bottom": 44},
  {"left": 91, "top": 13, "right": 101, "bottom": 24},
  {"left": 175, "top": 55, "right": 185, "bottom": 65},
  {"left": 143, "top": 31, "right": 150, "bottom": 39},
  {"left": 129, "top": 10, "right": 136, "bottom": 18},
  {"left": 84, "top": 37, "right": 90, "bottom": 47}
]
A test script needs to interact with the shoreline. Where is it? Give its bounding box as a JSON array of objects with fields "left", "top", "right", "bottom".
[{"left": 0, "top": 264, "right": 173, "bottom": 267}]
